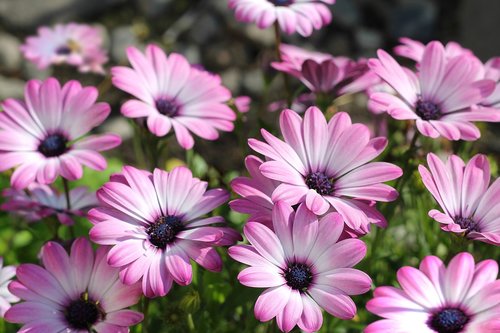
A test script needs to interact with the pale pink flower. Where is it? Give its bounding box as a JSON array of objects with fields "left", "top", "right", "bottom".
[
  {"left": 229, "top": 201, "right": 371, "bottom": 332},
  {"left": 248, "top": 106, "right": 402, "bottom": 233},
  {"left": 2, "top": 183, "right": 98, "bottom": 225},
  {"left": 112, "top": 44, "right": 235, "bottom": 149},
  {"left": 366, "top": 252, "right": 500, "bottom": 333},
  {"left": 370, "top": 41, "right": 500, "bottom": 140},
  {"left": 228, "top": 0, "right": 335, "bottom": 37},
  {"left": 21, "top": 23, "right": 108, "bottom": 74},
  {"left": 0, "top": 258, "right": 18, "bottom": 318},
  {"left": 89, "top": 166, "right": 241, "bottom": 297},
  {"left": 418, "top": 153, "right": 500, "bottom": 245},
  {"left": 0, "top": 78, "right": 121, "bottom": 189},
  {"left": 234, "top": 96, "right": 252, "bottom": 113},
  {"left": 394, "top": 37, "right": 474, "bottom": 63},
  {"left": 272, "top": 44, "right": 378, "bottom": 95},
  {"left": 4, "top": 238, "right": 143, "bottom": 332}
]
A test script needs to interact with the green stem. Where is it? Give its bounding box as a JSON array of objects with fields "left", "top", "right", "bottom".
[
  {"left": 140, "top": 297, "right": 150, "bottom": 333},
  {"left": 273, "top": 22, "right": 292, "bottom": 107},
  {"left": 62, "top": 178, "right": 71, "bottom": 211}
]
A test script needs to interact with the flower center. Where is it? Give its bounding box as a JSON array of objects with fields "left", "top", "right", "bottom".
[
  {"left": 454, "top": 216, "right": 478, "bottom": 233},
  {"left": 416, "top": 99, "right": 441, "bottom": 121},
  {"left": 65, "top": 295, "right": 102, "bottom": 329},
  {"left": 284, "top": 263, "right": 312, "bottom": 291},
  {"left": 305, "top": 172, "right": 334, "bottom": 196},
  {"left": 38, "top": 134, "right": 69, "bottom": 157},
  {"left": 147, "top": 215, "right": 183, "bottom": 249},
  {"left": 56, "top": 45, "right": 72, "bottom": 55},
  {"left": 428, "top": 308, "right": 469, "bottom": 333},
  {"left": 155, "top": 98, "right": 180, "bottom": 117},
  {"left": 269, "top": 0, "right": 293, "bottom": 5},
  {"left": 56, "top": 40, "right": 81, "bottom": 55}
]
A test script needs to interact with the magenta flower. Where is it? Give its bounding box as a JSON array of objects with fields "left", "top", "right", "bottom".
[
  {"left": 2, "top": 183, "right": 98, "bottom": 225},
  {"left": 0, "top": 78, "right": 121, "bottom": 189},
  {"left": 229, "top": 201, "right": 371, "bottom": 332},
  {"left": 0, "top": 258, "right": 18, "bottom": 318},
  {"left": 248, "top": 106, "right": 402, "bottom": 232},
  {"left": 89, "top": 166, "right": 241, "bottom": 297},
  {"left": 394, "top": 37, "right": 473, "bottom": 63},
  {"left": 4, "top": 238, "right": 143, "bottom": 332},
  {"left": 21, "top": 23, "right": 108, "bottom": 74},
  {"left": 369, "top": 41, "right": 500, "bottom": 140},
  {"left": 418, "top": 153, "right": 500, "bottom": 245},
  {"left": 228, "top": 0, "right": 335, "bottom": 37},
  {"left": 272, "top": 44, "right": 378, "bottom": 95},
  {"left": 112, "top": 45, "right": 235, "bottom": 149},
  {"left": 366, "top": 252, "right": 500, "bottom": 333}
]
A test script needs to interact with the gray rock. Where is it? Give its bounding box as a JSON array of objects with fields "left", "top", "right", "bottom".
[
  {"left": 101, "top": 117, "right": 134, "bottom": 141},
  {"left": 0, "top": 76, "right": 26, "bottom": 100},
  {"left": 0, "top": 32, "right": 22, "bottom": 72},
  {"left": 189, "top": 13, "right": 220, "bottom": 45},
  {"left": 242, "top": 68, "right": 264, "bottom": 95},
  {"left": 0, "top": 0, "right": 126, "bottom": 30},
  {"left": 135, "top": 0, "right": 175, "bottom": 18},
  {"left": 355, "top": 28, "right": 383, "bottom": 53},
  {"left": 333, "top": 0, "right": 360, "bottom": 28},
  {"left": 389, "top": 0, "right": 437, "bottom": 40},
  {"left": 22, "top": 61, "right": 52, "bottom": 81},
  {"left": 111, "top": 26, "right": 141, "bottom": 64}
]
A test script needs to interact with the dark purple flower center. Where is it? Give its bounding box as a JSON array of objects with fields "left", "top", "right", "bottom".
[
  {"left": 269, "top": 0, "right": 293, "bottom": 5},
  {"left": 416, "top": 99, "right": 441, "bottom": 121},
  {"left": 147, "top": 215, "right": 183, "bottom": 249},
  {"left": 428, "top": 308, "right": 469, "bottom": 333},
  {"left": 38, "top": 134, "right": 68, "bottom": 157},
  {"left": 454, "top": 216, "right": 478, "bottom": 233},
  {"left": 305, "top": 172, "right": 334, "bottom": 196},
  {"left": 56, "top": 45, "right": 72, "bottom": 55},
  {"left": 65, "top": 296, "right": 102, "bottom": 329},
  {"left": 155, "top": 98, "right": 180, "bottom": 117},
  {"left": 284, "top": 263, "right": 312, "bottom": 291}
]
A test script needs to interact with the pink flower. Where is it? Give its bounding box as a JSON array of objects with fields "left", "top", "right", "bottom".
[
  {"left": 89, "top": 166, "right": 241, "bottom": 297},
  {"left": 369, "top": 41, "right": 500, "bottom": 140},
  {"left": 366, "top": 252, "right": 500, "bottom": 333},
  {"left": 112, "top": 45, "right": 235, "bottom": 149},
  {"left": 248, "top": 106, "right": 402, "bottom": 233},
  {"left": 229, "top": 202, "right": 371, "bottom": 333},
  {"left": 4, "top": 238, "right": 143, "bottom": 332},
  {"left": 228, "top": 0, "right": 335, "bottom": 37},
  {"left": 0, "top": 78, "right": 121, "bottom": 189},
  {"left": 1, "top": 183, "right": 98, "bottom": 225},
  {"left": 21, "top": 23, "right": 108, "bottom": 74},
  {"left": 394, "top": 37, "right": 473, "bottom": 63},
  {"left": 0, "top": 258, "right": 18, "bottom": 318},
  {"left": 418, "top": 153, "right": 500, "bottom": 245},
  {"left": 234, "top": 96, "right": 252, "bottom": 113},
  {"left": 272, "top": 44, "right": 378, "bottom": 95}
]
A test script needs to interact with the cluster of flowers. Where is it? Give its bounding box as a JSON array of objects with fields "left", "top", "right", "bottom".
[{"left": 0, "top": 0, "right": 498, "bottom": 332}]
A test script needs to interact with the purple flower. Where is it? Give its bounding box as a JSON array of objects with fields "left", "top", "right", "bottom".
[{"left": 0, "top": 258, "right": 18, "bottom": 318}]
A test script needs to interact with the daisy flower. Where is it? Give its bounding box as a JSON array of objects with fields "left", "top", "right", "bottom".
[
  {"left": 248, "top": 106, "right": 402, "bottom": 233},
  {"left": 272, "top": 44, "right": 378, "bottom": 95},
  {"left": 89, "top": 166, "right": 241, "bottom": 297},
  {"left": 418, "top": 153, "right": 500, "bottom": 245},
  {"left": 366, "top": 252, "right": 500, "bottom": 333},
  {"left": 229, "top": 201, "right": 372, "bottom": 333},
  {"left": 0, "top": 78, "right": 121, "bottom": 189},
  {"left": 21, "top": 23, "right": 108, "bottom": 74},
  {"left": 0, "top": 258, "right": 18, "bottom": 318},
  {"left": 111, "top": 44, "right": 236, "bottom": 149},
  {"left": 228, "top": 0, "right": 336, "bottom": 37},
  {"left": 4, "top": 238, "right": 143, "bottom": 332},
  {"left": 394, "top": 37, "right": 474, "bottom": 63},
  {"left": 369, "top": 41, "right": 500, "bottom": 140},
  {"left": 2, "top": 183, "right": 98, "bottom": 225}
]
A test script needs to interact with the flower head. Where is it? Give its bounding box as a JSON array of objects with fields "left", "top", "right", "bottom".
[
  {"left": 4, "top": 238, "right": 143, "bottom": 331},
  {"left": 2, "top": 183, "right": 98, "bottom": 225},
  {"left": 369, "top": 41, "right": 500, "bottom": 140},
  {"left": 228, "top": 0, "right": 336, "bottom": 37},
  {"left": 272, "top": 44, "right": 378, "bottom": 95},
  {"left": 21, "top": 23, "right": 108, "bottom": 74},
  {"left": 229, "top": 201, "right": 371, "bottom": 332},
  {"left": 0, "top": 258, "right": 18, "bottom": 318},
  {"left": 89, "top": 166, "right": 241, "bottom": 297},
  {"left": 394, "top": 37, "right": 474, "bottom": 63},
  {"left": 366, "top": 252, "right": 500, "bottom": 333},
  {"left": 248, "top": 106, "right": 401, "bottom": 233},
  {"left": 0, "top": 78, "right": 121, "bottom": 189},
  {"left": 112, "top": 45, "right": 235, "bottom": 149},
  {"left": 419, "top": 153, "right": 500, "bottom": 245}
]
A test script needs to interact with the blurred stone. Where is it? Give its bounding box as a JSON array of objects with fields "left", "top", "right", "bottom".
[
  {"left": 135, "top": 0, "right": 175, "bottom": 18},
  {"left": 101, "top": 117, "right": 134, "bottom": 141},
  {"left": 389, "top": 0, "right": 437, "bottom": 40},
  {"left": 244, "top": 25, "right": 275, "bottom": 47},
  {"left": 189, "top": 13, "right": 220, "bottom": 45},
  {"left": 0, "top": 0, "right": 127, "bottom": 30},
  {"left": 111, "top": 26, "right": 140, "bottom": 64},
  {"left": 355, "top": 28, "right": 383, "bottom": 53},
  {"left": 0, "top": 76, "right": 25, "bottom": 100},
  {"left": 22, "top": 61, "right": 52, "bottom": 80},
  {"left": 333, "top": 0, "right": 360, "bottom": 28},
  {"left": 220, "top": 68, "right": 241, "bottom": 92},
  {"left": 242, "top": 68, "right": 264, "bottom": 95},
  {"left": 0, "top": 32, "right": 22, "bottom": 72}
]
